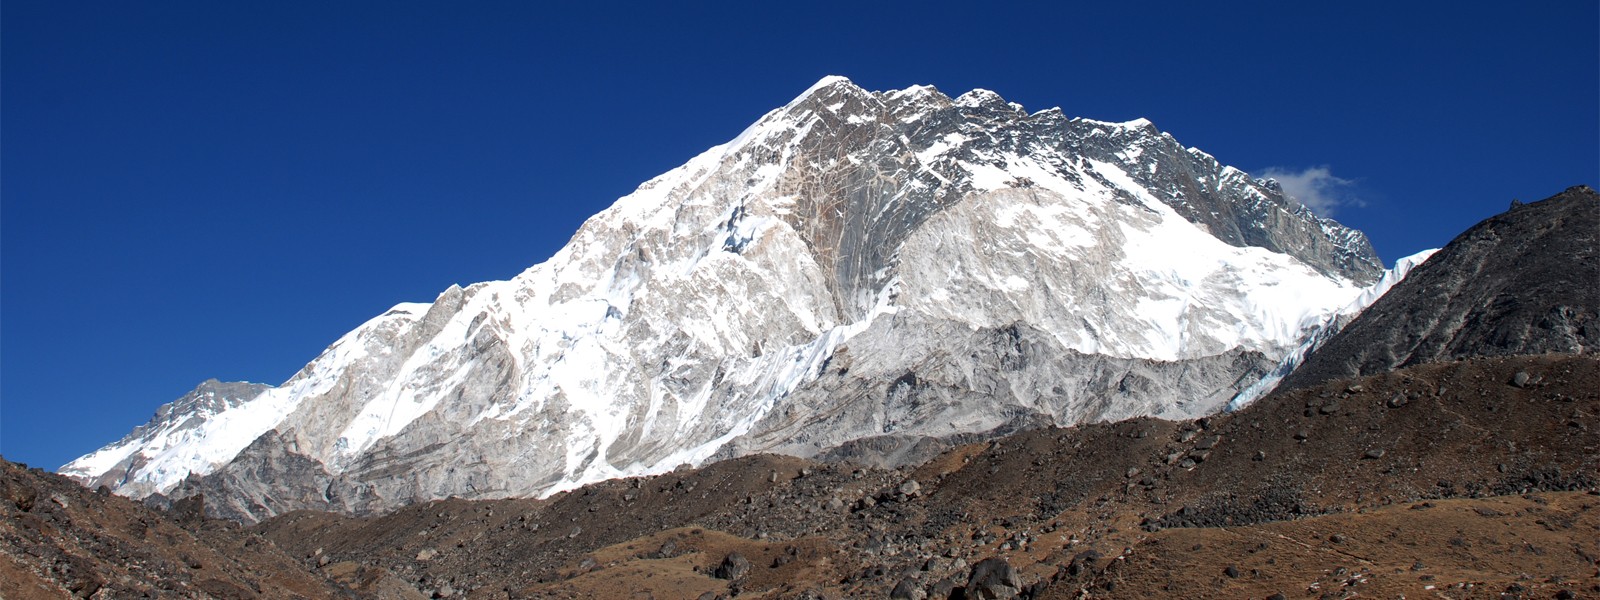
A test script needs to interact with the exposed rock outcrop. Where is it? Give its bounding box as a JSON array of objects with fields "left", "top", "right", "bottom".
[{"left": 1280, "top": 185, "right": 1599, "bottom": 390}]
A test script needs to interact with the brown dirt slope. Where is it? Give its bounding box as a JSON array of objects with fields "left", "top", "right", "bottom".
[
  {"left": 0, "top": 457, "right": 349, "bottom": 599},
  {"left": 1049, "top": 492, "right": 1599, "bottom": 600}
]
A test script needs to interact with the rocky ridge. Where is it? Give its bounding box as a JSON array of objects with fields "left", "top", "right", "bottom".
[
  {"left": 1280, "top": 185, "right": 1599, "bottom": 391},
  {"left": 0, "top": 457, "right": 349, "bottom": 599}
]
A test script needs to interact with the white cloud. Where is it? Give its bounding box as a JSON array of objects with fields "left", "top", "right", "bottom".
[{"left": 1259, "top": 165, "right": 1365, "bottom": 217}]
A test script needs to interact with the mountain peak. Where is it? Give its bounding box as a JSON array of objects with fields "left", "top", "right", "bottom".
[
  {"left": 953, "top": 87, "right": 1006, "bottom": 107},
  {"left": 788, "top": 75, "right": 861, "bottom": 104},
  {"left": 65, "top": 79, "right": 1390, "bottom": 522}
]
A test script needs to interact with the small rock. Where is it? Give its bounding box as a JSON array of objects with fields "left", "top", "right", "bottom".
[
  {"left": 1267, "top": 594, "right": 1288, "bottom": 600},
  {"left": 1386, "top": 394, "right": 1408, "bottom": 408},
  {"left": 1329, "top": 534, "right": 1346, "bottom": 544},
  {"left": 898, "top": 480, "right": 923, "bottom": 497},
  {"left": 1253, "top": 450, "right": 1267, "bottom": 461},
  {"left": 654, "top": 539, "right": 678, "bottom": 559},
  {"left": 712, "top": 552, "right": 752, "bottom": 581},
  {"left": 1293, "top": 430, "right": 1310, "bottom": 441},
  {"left": 1511, "top": 371, "right": 1531, "bottom": 388},
  {"left": 1319, "top": 402, "right": 1340, "bottom": 415},
  {"left": 415, "top": 548, "right": 438, "bottom": 561},
  {"left": 1223, "top": 565, "right": 1239, "bottom": 578},
  {"left": 890, "top": 577, "right": 927, "bottom": 600},
  {"left": 1363, "top": 448, "right": 1385, "bottom": 459},
  {"left": 1124, "top": 467, "right": 1141, "bottom": 479},
  {"left": 967, "top": 557, "right": 1020, "bottom": 599},
  {"left": 1065, "top": 549, "right": 1101, "bottom": 576}
]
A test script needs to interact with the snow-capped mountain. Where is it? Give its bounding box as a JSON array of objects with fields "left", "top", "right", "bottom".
[{"left": 64, "top": 77, "right": 1400, "bottom": 521}]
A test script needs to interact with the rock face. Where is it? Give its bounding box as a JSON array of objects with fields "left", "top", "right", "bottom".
[
  {"left": 1279, "top": 185, "right": 1599, "bottom": 391},
  {"left": 63, "top": 77, "right": 1387, "bottom": 522}
]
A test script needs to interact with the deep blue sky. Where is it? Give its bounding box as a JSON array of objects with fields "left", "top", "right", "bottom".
[{"left": 4, "top": 2, "right": 1596, "bottom": 471}]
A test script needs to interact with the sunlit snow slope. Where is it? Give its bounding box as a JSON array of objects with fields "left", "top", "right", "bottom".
[{"left": 64, "top": 77, "right": 1400, "bottom": 522}]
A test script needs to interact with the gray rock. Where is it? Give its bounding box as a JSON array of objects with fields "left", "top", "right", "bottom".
[
  {"left": 889, "top": 577, "right": 927, "bottom": 600},
  {"left": 898, "top": 480, "right": 922, "bottom": 497},
  {"left": 712, "top": 552, "right": 751, "bottom": 581},
  {"left": 966, "top": 557, "right": 1020, "bottom": 599},
  {"left": 653, "top": 539, "right": 677, "bottom": 559}
]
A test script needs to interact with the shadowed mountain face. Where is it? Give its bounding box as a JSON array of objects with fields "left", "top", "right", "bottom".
[{"left": 1280, "top": 185, "right": 1599, "bottom": 391}]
